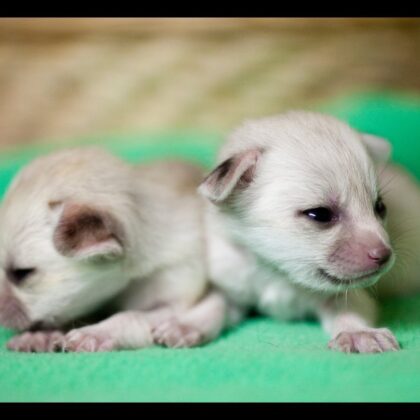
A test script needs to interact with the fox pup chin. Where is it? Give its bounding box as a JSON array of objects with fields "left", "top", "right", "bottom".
[
  {"left": 0, "top": 148, "right": 226, "bottom": 352},
  {"left": 195, "top": 111, "right": 420, "bottom": 353}
]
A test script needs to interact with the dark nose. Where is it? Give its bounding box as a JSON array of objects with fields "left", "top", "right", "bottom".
[{"left": 368, "top": 246, "right": 392, "bottom": 266}]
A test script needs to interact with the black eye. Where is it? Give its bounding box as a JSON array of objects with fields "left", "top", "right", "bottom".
[
  {"left": 6, "top": 268, "right": 36, "bottom": 285},
  {"left": 302, "top": 207, "right": 335, "bottom": 223},
  {"left": 375, "top": 197, "right": 387, "bottom": 219}
]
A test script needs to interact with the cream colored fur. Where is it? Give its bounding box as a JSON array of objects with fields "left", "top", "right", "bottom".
[
  {"left": 0, "top": 148, "right": 214, "bottom": 352},
  {"left": 197, "top": 111, "right": 420, "bottom": 353}
]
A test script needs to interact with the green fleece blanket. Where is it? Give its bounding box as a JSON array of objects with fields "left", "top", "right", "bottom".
[{"left": 1, "top": 92, "right": 420, "bottom": 402}]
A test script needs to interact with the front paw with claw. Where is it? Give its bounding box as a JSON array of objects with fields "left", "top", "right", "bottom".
[
  {"left": 328, "top": 328, "right": 400, "bottom": 353},
  {"left": 7, "top": 331, "right": 64, "bottom": 352},
  {"left": 152, "top": 319, "right": 204, "bottom": 348},
  {"left": 61, "top": 328, "right": 116, "bottom": 352}
]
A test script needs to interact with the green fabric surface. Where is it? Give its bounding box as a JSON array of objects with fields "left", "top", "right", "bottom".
[{"left": 1, "top": 92, "right": 420, "bottom": 402}]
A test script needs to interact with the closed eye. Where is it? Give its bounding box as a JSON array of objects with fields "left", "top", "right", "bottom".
[{"left": 6, "top": 268, "right": 36, "bottom": 285}]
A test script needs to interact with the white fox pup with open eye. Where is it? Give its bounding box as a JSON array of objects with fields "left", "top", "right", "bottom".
[
  {"left": 0, "top": 148, "right": 225, "bottom": 352},
  {"left": 197, "top": 111, "right": 420, "bottom": 353}
]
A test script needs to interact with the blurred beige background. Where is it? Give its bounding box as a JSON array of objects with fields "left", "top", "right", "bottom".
[{"left": 0, "top": 18, "right": 419, "bottom": 150}]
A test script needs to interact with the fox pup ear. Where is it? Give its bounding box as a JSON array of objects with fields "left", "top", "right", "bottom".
[
  {"left": 51, "top": 202, "right": 124, "bottom": 262},
  {"left": 361, "top": 134, "right": 392, "bottom": 164},
  {"left": 198, "top": 149, "right": 262, "bottom": 203}
]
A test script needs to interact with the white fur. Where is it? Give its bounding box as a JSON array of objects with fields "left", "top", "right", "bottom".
[
  {"left": 0, "top": 148, "right": 212, "bottom": 352},
  {"left": 199, "top": 111, "right": 420, "bottom": 353}
]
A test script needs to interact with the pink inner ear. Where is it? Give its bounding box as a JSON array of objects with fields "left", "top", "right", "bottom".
[
  {"left": 53, "top": 203, "right": 122, "bottom": 258},
  {"left": 238, "top": 159, "right": 258, "bottom": 185},
  {"left": 199, "top": 148, "right": 261, "bottom": 203}
]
